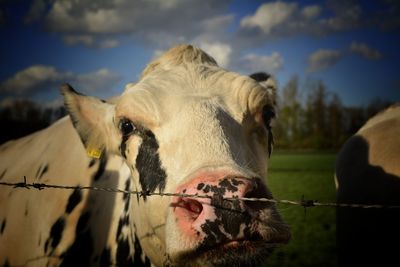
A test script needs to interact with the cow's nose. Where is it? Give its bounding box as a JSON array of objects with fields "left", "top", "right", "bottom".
[{"left": 171, "top": 174, "right": 272, "bottom": 242}]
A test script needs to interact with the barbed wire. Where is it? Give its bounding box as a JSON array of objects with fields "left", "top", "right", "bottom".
[{"left": 1, "top": 176, "right": 400, "bottom": 209}]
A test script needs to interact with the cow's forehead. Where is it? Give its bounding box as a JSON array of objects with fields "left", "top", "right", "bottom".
[{"left": 115, "top": 66, "right": 271, "bottom": 125}]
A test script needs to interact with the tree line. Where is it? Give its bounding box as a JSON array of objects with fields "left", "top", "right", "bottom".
[
  {"left": 0, "top": 100, "right": 67, "bottom": 144},
  {"left": 273, "top": 76, "right": 393, "bottom": 150}
]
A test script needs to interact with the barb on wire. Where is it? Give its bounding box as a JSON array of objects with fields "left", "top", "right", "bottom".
[{"left": 1, "top": 177, "right": 400, "bottom": 209}]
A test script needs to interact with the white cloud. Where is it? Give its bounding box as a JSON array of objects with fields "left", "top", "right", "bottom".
[
  {"left": 26, "top": 0, "right": 232, "bottom": 48},
  {"left": 63, "top": 35, "right": 95, "bottom": 47},
  {"left": 152, "top": 49, "right": 165, "bottom": 59},
  {"left": 75, "top": 69, "right": 121, "bottom": 94},
  {"left": 0, "top": 65, "right": 67, "bottom": 95},
  {"left": 202, "top": 14, "right": 235, "bottom": 31},
  {"left": 301, "top": 5, "right": 321, "bottom": 20},
  {"left": 98, "top": 39, "right": 120, "bottom": 49},
  {"left": 239, "top": 1, "right": 361, "bottom": 41},
  {"left": 307, "top": 49, "right": 342, "bottom": 72},
  {"left": 320, "top": 1, "right": 362, "bottom": 31},
  {"left": 241, "top": 52, "right": 284, "bottom": 74},
  {"left": 64, "top": 34, "right": 120, "bottom": 49},
  {"left": 45, "top": 2, "right": 128, "bottom": 34},
  {"left": 148, "top": 0, "right": 182, "bottom": 10},
  {"left": 43, "top": 98, "right": 64, "bottom": 109},
  {"left": 197, "top": 42, "right": 232, "bottom": 68},
  {"left": 241, "top": 2, "right": 297, "bottom": 34},
  {"left": 349, "top": 41, "right": 383, "bottom": 60},
  {"left": 0, "top": 65, "right": 122, "bottom": 98}
]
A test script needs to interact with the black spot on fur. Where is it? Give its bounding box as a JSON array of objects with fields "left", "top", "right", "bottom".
[
  {"left": 88, "top": 159, "right": 96, "bottom": 168},
  {"left": 60, "top": 212, "right": 93, "bottom": 267},
  {"left": 267, "top": 126, "right": 274, "bottom": 157},
  {"left": 41, "top": 164, "right": 49, "bottom": 178},
  {"left": 136, "top": 130, "right": 167, "bottom": 196},
  {"left": 93, "top": 156, "right": 107, "bottom": 181},
  {"left": 123, "top": 178, "right": 131, "bottom": 212},
  {"left": 25, "top": 203, "right": 29, "bottom": 216},
  {"left": 35, "top": 164, "right": 49, "bottom": 179},
  {"left": 0, "top": 169, "right": 6, "bottom": 180},
  {"left": 123, "top": 179, "right": 131, "bottom": 200},
  {"left": 100, "top": 247, "right": 112, "bottom": 267},
  {"left": 65, "top": 189, "right": 82, "bottom": 214},
  {"left": 119, "top": 135, "right": 130, "bottom": 159},
  {"left": 116, "top": 238, "right": 134, "bottom": 267},
  {"left": 200, "top": 196, "right": 252, "bottom": 248},
  {"left": 218, "top": 178, "right": 243, "bottom": 193},
  {"left": 1, "top": 219, "right": 6, "bottom": 234},
  {"left": 45, "top": 217, "right": 65, "bottom": 253},
  {"left": 35, "top": 166, "right": 41, "bottom": 179},
  {"left": 198, "top": 181, "right": 253, "bottom": 248},
  {"left": 3, "top": 259, "right": 10, "bottom": 267},
  {"left": 133, "top": 234, "right": 151, "bottom": 267},
  {"left": 197, "top": 183, "right": 205, "bottom": 190},
  {"left": 76, "top": 212, "right": 90, "bottom": 233},
  {"left": 116, "top": 215, "right": 130, "bottom": 242}
]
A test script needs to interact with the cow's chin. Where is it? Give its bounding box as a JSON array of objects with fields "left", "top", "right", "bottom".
[{"left": 169, "top": 239, "right": 276, "bottom": 267}]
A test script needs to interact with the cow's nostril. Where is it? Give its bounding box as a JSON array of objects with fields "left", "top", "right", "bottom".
[
  {"left": 175, "top": 198, "right": 203, "bottom": 219},
  {"left": 185, "top": 198, "right": 203, "bottom": 214}
]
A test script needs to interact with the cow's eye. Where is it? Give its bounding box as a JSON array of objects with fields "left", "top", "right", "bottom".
[
  {"left": 119, "top": 119, "right": 135, "bottom": 136},
  {"left": 261, "top": 106, "right": 275, "bottom": 128}
]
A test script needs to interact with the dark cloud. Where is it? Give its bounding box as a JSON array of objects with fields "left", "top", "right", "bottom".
[
  {"left": 307, "top": 49, "right": 342, "bottom": 72},
  {"left": 25, "top": 0, "right": 233, "bottom": 49},
  {"left": 0, "top": 65, "right": 122, "bottom": 99},
  {"left": 239, "top": 52, "right": 284, "bottom": 74},
  {"left": 237, "top": 1, "right": 361, "bottom": 45},
  {"left": 349, "top": 41, "right": 383, "bottom": 60}
]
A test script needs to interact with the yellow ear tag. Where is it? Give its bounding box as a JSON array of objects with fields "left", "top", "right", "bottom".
[{"left": 87, "top": 148, "right": 102, "bottom": 159}]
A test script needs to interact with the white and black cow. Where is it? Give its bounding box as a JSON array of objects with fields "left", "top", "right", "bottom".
[
  {"left": 0, "top": 45, "right": 290, "bottom": 267},
  {"left": 335, "top": 104, "right": 400, "bottom": 267}
]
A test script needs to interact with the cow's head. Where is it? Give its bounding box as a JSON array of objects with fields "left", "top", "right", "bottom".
[{"left": 62, "top": 45, "right": 290, "bottom": 266}]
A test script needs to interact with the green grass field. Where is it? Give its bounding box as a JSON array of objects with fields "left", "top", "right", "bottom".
[{"left": 264, "top": 151, "right": 337, "bottom": 267}]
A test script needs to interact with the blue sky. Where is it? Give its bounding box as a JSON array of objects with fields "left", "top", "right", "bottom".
[{"left": 0, "top": 0, "right": 399, "bottom": 107}]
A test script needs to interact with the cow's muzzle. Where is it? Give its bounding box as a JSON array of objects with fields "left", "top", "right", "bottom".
[{"left": 171, "top": 173, "right": 289, "bottom": 247}]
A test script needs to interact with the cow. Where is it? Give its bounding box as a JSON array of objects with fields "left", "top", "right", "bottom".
[
  {"left": 335, "top": 104, "right": 400, "bottom": 267},
  {"left": 0, "top": 45, "right": 290, "bottom": 267}
]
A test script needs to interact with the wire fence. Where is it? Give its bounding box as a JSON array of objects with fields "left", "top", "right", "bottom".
[{"left": 1, "top": 176, "right": 400, "bottom": 209}]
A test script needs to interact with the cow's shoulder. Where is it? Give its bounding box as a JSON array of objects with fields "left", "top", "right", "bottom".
[{"left": 0, "top": 116, "right": 132, "bottom": 266}]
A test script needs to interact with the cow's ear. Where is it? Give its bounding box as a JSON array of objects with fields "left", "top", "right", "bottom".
[
  {"left": 61, "top": 84, "right": 119, "bottom": 159},
  {"left": 249, "top": 72, "right": 277, "bottom": 106}
]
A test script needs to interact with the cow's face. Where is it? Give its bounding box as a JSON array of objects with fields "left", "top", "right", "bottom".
[{"left": 62, "top": 45, "right": 290, "bottom": 266}]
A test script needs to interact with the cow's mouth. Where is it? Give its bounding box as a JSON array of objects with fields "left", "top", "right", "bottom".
[{"left": 171, "top": 236, "right": 279, "bottom": 267}]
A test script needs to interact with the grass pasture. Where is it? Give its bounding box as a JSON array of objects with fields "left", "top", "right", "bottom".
[{"left": 264, "top": 151, "right": 337, "bottom": 267}]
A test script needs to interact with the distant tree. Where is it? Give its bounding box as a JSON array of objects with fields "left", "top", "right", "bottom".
[
  {"left": 326, "top": 93, "right": 344, "bottom": 148},
  {"left": 303, "top": 80, "right": 330, "bottom": 149},
  {"left": 273, "top": 75, "right": 397, "bottom": 151},
  {"left": 0, "top": 99, "right": 66, "bottom": 144},
  {"left": 274, "top": 76, "right": 305, "bottom": 148}
]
